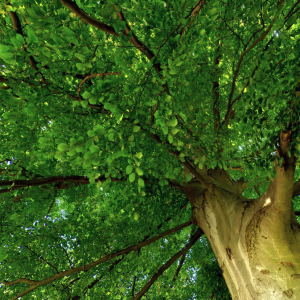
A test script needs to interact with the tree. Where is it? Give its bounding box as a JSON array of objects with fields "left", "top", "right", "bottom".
[{"left": 0, "top": 0, "right": 300, "bottom": 299}]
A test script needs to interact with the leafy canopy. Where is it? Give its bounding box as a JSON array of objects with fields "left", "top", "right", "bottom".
[{"left": 0, "top": 0, "right": 300, "bottom": 299}]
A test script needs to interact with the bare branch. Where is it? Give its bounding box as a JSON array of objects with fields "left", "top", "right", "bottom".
[{"left": 132, "top": 228, "right": 203, "bottom": 300}]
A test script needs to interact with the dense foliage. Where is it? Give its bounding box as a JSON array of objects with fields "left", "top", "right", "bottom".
[{"left": 0, "top": 0, "right": 300, "bottom": 299}]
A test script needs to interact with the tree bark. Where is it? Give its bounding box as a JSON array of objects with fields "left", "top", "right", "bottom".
[{"left": 183, "top": 165, "right": 300, "bottom": 300}]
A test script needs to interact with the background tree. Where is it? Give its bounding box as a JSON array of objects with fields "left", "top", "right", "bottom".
[{"left": 0, "top": 0, "right": 300, "bottom": 299}]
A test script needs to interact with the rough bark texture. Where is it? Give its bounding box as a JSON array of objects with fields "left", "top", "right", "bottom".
[{"left": 182, "top": 152, "right": 300, "bottom": 299}]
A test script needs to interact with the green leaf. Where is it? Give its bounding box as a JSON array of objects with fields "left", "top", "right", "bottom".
[
  {"left": 27, "top": 30, "right": 39, "bottom": 43},
  {"left": 168, "top": 118, "right": 178, "bottom": 127},
  {"left": 76, "top": 145, "right": 84, "bottom": 153},
  {"left": 169, "top": 69, "right": 177, "bottom": 75},
  {"left": 70, "top": 138, "right": 78, "bottom": 146},
  {"left": 0, "top": 52, "right": 14, "bottom": 60},
  {"left": 209, "top": 7, "right": 218, "bottom": 15},
  {"left": 89, "top": 97, "right": 97, "bottom": 104},
  {"left": 135, "top": 168, "right": 143, "bottom": 176},
  {"left": 171, "top": 128, "right": 179, "bottom": 135},
  {"left": 126, "top": 165, "right": 133, "bottom": 174},
  {"left": 89, "top": 143, "right": 98, "bottom": 153},
  {"left": 38, "top": 137, "right": 49, "bottom": 144},
  {"left": 57, "top": 143, "right": 69, "bottom": 151},
  {"left": 162, "top": 126, "right": 168, "bottom": 135},
  {"left": 87, "top": 130, "right": 96, "bottom": 137},
  {"left": 81, "top": 101, "right": 89, "bottom": 108},
  {"left": 67, "top": 148, "right": 77, "bottom": 156},
  {"left": 82, "top": 91, "right": 91, "bottom": 99},
  {"left": 54, "top": 151, "right": 64, "bottom": 159},
  {"left": 0, "top": 44, "right": 10, "bottom": 53},
  {"left": 168, "top": 134, "right": 173, "bottom": 144},
  {"left": 0, "top": 248, "right": 8, "bottom": 262},
  {"left": 108, "top": 133, "right": 114, "bottom": 141},
  {"left": 16, "top": 34, "right": 25, "bottom": 44},
  {"left": 135, "top": 152, "right": 143, "bottom": 159},
  {"left": 64, "top": 27, "right": 76, "bottom": 37},
  {"left": 133, "top": 125, "right": 140, "bottom": 132},
  {"left": 138, "top": 178, "right": 144, "bottom": 187},
  {"left": 75, "top": 53, "right": 87, "bottom": 62},
  {"left": 10, "top": 37, "right": 22, "bottom": 48},
  {"left": 129, "top": 173, "right": 136, "bottom": 182},
  {"left": 76, "top": 62, "right": 92, "bottom": 70}
]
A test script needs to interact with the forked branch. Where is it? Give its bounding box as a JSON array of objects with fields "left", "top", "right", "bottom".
[
  {"left": 132, "top": 228, "right": 203, "bottom": 300},
  {"left": 4, "top": 220, "right": 192, "bottom": 300}
]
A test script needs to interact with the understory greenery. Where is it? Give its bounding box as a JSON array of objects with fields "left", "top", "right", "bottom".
[{"left": 0, "top": 0, "right": 300, "bottom": 299}]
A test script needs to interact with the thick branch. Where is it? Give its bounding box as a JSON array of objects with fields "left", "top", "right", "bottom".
[
  {"left": 0, "top": 175, "right": 124, "bottom": 190},
  {"left": 132, "top": 228, "right": 203, "bottom": 300},
  {"left": 112, "top": 6, "right": 162, "bottom": 74},
  {"left": 60, "top": 0, "right": 118, "bottom": 36},
  {"left": 272, "top": 130, "right": 295, "bottom": 216},
  {"left": 180, "top": 0, "right": 206, "bottom": 39},
  {"left": 170, "top": 227, "right": 195, "bottom": 285},
  {"left": 2, "top": 278, "right": 38, "bottom": 287},
  {"left": 149, "top": 132, "right": 212, "bottom": 192},
  {"left": 6, "top": 220, "right": 192, "bottom": 300},
  {"left": 171, "top": 253, "right": 186, "bottom": 283},
  {"left": 60, "top": 1, "right": 161, "bottom": 74},
  {"left": 131, "top": 275, "right": 137, "bottom": 297}
]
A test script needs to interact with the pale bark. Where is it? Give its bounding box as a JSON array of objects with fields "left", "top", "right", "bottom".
[{"left": 183, "top": 162, "right": 300, "bottom": 300}]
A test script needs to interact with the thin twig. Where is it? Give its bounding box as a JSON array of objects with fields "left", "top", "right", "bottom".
[
  {"left": 23, "top": 245, "right": 59, "bottom": 273},
  {"left": 44, "top": 198, "right": 56, "bottom": 220},
  {"left": 77, "top": 72, "right": 121, "bottom": 99}
]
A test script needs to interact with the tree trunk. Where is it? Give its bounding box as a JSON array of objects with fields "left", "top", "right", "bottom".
[{"left": 183, "top": 165, "right": 300, "bottom": 300}]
